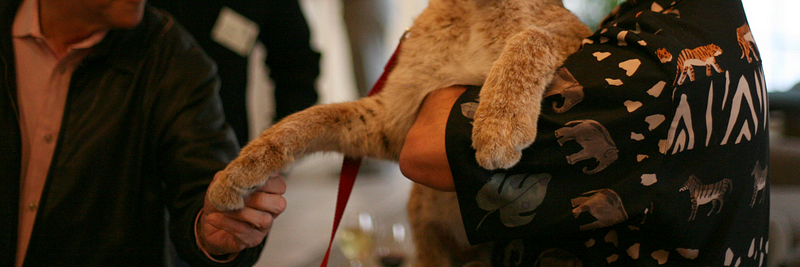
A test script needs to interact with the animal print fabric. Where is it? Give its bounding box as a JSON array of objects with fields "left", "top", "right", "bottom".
[{"left": 445, "top": 0, "right": 769, "bottom": 266}]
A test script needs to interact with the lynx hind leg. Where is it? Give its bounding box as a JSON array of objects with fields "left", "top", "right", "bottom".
[
  {"left": 408, "top": 184, "right": 458, "bottom": 266},
  {"left": 472, "top": 28, "right": 571, "bottom": 170},
  {"left": 407, "top": 184, "right": 490, "bottom": 266}
]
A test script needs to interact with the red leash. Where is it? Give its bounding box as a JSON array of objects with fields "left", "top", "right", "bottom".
[{"left": 319, "top": 30, "right": 408, "bottom": 267}]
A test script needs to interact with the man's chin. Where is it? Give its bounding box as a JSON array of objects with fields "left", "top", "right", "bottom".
[
  {"left": 111, "top": 1, "right": 145, "bottom": 29},
  {"left": 113, "top": 12, "right": 145, "bottom": 29}
]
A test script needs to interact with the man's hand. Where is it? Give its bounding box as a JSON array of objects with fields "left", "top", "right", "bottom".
[{"left": 198, "top": 170, "right": 287, "bottom": 256}]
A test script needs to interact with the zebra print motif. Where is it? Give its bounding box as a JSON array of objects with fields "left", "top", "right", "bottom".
[{"left": 679, "top": 175, "right": 732, "bottom": 221}]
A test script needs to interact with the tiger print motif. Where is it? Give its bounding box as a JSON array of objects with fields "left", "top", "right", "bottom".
[
  {"left": 736, "top": 23, "right": 760, "bottom": 63},
  {"left": 656, "top": 44, "right": 724, "bottom": 86},
  {"left": 679, "top": 176, "right": 732, "bottom": 221},
  {"left": 656, "top": 48, "right": 672, "bottom": 64}
]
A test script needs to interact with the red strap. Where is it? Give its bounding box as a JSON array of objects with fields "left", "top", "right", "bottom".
[
  {"left": 366, "top": 33, "right": 405, "bottom": 97},
  {"left": 319, "top": 156, "right": 361, "bottom": 267},
  {"left": 319, "top": 30, "right": 408, "bottom": 267}
]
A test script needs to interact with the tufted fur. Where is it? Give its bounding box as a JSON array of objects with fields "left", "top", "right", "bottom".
[{"left": 208, "top": 0, "right": 590, "bottom": 265}]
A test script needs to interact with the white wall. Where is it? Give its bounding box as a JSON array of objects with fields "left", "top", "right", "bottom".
[
  {"left": 741, "top": 0, "right": 800, "bottom": 92},
  {"left": 247, "top": 0, "right": 430, "bottom": 141}
]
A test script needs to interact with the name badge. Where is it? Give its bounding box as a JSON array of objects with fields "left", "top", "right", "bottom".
[{"left": 211, "top": 7, "right": 260, "bottom": 57}]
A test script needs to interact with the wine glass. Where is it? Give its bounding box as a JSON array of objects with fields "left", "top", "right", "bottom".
[
  {"left": 372, "top": 222, "right": 413, "bottom": 267},
  {"left": 337, "top": 211, "right": 375, "bottom": 266}
]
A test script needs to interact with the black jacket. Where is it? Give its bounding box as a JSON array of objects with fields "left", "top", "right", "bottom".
[{"left": 0, "top": 1, "right": 263, "bottom": 266}]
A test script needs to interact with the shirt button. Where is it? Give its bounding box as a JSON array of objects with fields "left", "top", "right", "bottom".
[
  {"left": 44, "top": 134, "right": 53, "bottom": 143},
  {"left": 28, "top": 202, "right": 38, "bottom": 211}
]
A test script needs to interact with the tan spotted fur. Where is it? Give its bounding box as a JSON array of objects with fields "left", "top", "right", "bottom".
[{"left": 208, "top": 0, "right": 590, "bottom": 265}]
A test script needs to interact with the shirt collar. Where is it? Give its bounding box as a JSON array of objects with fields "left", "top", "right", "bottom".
[
  {"left": 12, "top": 0, "right": 42, "bottom": 39},
  {"left": 12, "top": 0, "right": 108, "bottom": 51}
]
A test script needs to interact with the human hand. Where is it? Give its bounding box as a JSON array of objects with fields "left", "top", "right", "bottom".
[{"left": 198, "top": 170, "right": 287, "bottom": 256}]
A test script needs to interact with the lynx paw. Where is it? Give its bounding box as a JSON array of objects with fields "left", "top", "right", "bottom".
[
  {"left": 207, "top": 151, "right": 286, "bottom": 211},
  {"left": 472, "top": 112, "right": 537, "bottom": 170},
  {"left": 207, "top": 170, "right": 252, "bottom": 211},
  {"left": 472, "top": 131, "right": 523, "bottom": 170}
]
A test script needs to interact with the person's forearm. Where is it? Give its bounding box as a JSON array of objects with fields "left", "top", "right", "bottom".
[{"left": 399, "top": 86, "right": 466, "bottom": 192}]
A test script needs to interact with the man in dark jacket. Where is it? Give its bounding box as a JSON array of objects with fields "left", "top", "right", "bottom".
[{"left": 0, "top": 0, "right": 285, "bottom": 266}]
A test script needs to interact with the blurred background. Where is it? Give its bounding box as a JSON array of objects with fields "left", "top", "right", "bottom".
[{"left": 215, "top": 0, "right": 800, "bottom": 266}]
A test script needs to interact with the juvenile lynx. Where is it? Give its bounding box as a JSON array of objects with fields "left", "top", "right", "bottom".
[{"left": 208, "top": 0, "right": 590, "bottom": 265}]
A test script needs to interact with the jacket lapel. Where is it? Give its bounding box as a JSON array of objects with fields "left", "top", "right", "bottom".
[{"left": 0, "top": 0, "right": 23, "bottom": 265}]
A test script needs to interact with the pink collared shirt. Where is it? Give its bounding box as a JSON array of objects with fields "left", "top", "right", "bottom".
[{"left": 12, "top": 0, "right": 106, "bottom": 266}]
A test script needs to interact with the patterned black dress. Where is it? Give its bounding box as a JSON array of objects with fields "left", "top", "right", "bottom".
[{"left": 445, "top": 0, "right": 770, "bottom": 266}]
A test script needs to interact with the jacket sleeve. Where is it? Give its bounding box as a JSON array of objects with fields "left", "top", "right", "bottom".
[{"left": 152, "top": 16, "right": 265, "bottom": 267}]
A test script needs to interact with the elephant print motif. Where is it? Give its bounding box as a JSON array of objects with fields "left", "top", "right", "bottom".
[
  {"left": 750, "top": 161, "right": 767, "bottom": 207},
  {"left": 571, "top": 189, "right": 629, "bottom": 231},
  {"left": 555, "top": 120, "right": 619, "bottom": 174},
  {"left": 679, "top": 176, "right": 732, "bottom": 221},
  {"left": 657, "top": 44, "right": 724, "bottom": 85},
  {"left": 736, "top": 23, "right": 760, "bottom": 63},
  {"left": 544, "top": 67, "right": 585, "bottom": 113}
]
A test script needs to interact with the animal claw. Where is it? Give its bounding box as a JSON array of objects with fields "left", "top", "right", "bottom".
[
  {"left": 475, "top": 145, "right": 522, "bottom": 170},
  {"left": 207, "top": 174, "right": 247, "bottom": 211}
]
